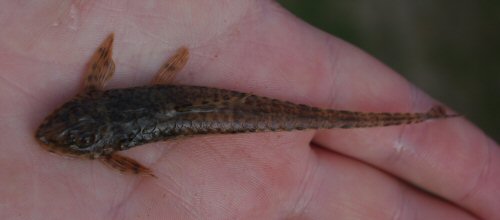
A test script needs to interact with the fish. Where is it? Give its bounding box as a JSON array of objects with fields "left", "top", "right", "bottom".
[{"left": 35, "top": 34, "right": 459, "bottom": 177}]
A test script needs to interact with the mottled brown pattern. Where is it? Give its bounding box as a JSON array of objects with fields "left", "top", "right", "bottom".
[
  {"left": 35, "top": 34, "right": 459, "bottom": 176},
  {"left": 36, "top": 84, "right": 457, "bottom": 159}
]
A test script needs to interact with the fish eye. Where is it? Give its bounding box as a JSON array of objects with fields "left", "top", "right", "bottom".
[{"left": 70, "top": 134, "right": 95, "bottom": 148}]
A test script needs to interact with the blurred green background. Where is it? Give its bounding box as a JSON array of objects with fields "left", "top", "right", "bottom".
[{"left": 279, "top": 0, "right": 499, "bottom": 142}]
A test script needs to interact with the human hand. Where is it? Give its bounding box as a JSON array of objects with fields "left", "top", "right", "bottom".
[{"left": 1, "top": 1, "right": 498, "bottom": 219}]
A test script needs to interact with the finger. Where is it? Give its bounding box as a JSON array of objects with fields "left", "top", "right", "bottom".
[
  {"left": 314, "top": 117, "right": 500, "bottom": 219},
  {"left": 293, "top": 147, "right": 478, "bottom": 220}
]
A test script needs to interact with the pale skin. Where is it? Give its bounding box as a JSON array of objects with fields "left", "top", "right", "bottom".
[{"left": 0, "top": 0, "right": 499, "bottom": 219}]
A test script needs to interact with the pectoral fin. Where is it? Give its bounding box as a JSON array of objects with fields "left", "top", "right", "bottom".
[
  {"left": 100, "top": 153, "right": 156, "bottom": 178},
  {"left": 84, "top": 33, "right": 116, "bottom": 91}
]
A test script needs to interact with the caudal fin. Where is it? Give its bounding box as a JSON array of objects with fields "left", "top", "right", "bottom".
[{"left": 425, "top": 105, "right": 461, "bottom": 119}]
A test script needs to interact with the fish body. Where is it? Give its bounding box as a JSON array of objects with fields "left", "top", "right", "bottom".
[{"left": 35, "top": 34, "right": 458, "bottom": 176}]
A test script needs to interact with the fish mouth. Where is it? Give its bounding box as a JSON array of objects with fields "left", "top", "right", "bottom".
[{"left": 36, "top": 140, "right": 91, "bottom": 159}]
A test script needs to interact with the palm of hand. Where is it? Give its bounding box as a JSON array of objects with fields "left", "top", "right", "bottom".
[{"left": 1, "top": 1, "right": 498, "bottom": 219}]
